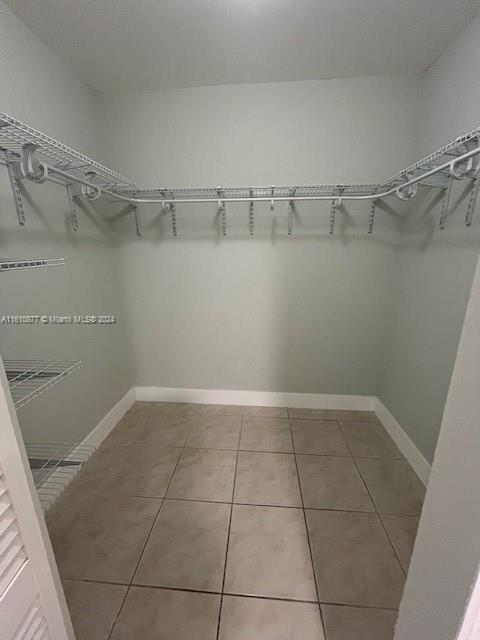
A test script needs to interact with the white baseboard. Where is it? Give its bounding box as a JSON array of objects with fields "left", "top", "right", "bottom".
[
  {"left": 135, "top": 386, "right": 374, "bottom": 411},
  {"left": 374, "top": 397, "right": 431, "bottom": 486},
  {"left": 82, "top": 387, "right": 136, "bottom": 448},
  {"left": 41, "top": 388, "right": 136, "bottom": 510}
]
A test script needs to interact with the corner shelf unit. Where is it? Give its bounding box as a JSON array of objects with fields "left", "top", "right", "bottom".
[
  {"left": 4, "top": 360, "right": 83, "bottom": 410},
  {"left": 0, "top": 110, "right": 479, "bottom": 222},
  {"left": 0, "top": 258, "right": 65, "bottom": 272}
]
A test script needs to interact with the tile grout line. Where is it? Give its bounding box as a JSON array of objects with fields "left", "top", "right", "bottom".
[
  {"left": 106, "top": 413, "right": 191, "bottom": 640},
  {"left": 287, "top": 408, "right": 328, "bottom": 639},
  {"left": 215, "top": 406, "right": 243, "bottom": 640},
  {"left": 341, "top": 427, "right": 408, "bottom": 579},
  {"left": 63, "top": 576, "right": 400, "bottom": 611}
]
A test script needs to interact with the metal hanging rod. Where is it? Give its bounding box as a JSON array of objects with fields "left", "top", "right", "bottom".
[{"left": 1, "top": 110, "right": 479, "bottom": 223}]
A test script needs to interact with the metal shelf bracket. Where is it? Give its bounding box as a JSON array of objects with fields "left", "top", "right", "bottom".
[{"left": 5, "top": 162, "right": 26, "bottom": 226}]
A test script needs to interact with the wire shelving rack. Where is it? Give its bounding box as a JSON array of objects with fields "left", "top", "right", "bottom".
[
  {"left": 0, "top": 109, "right": 479, "bottom": 213},
  {"left": 25, "top": 442, "right": 95, "bottom": 512},
  {"left": 0, "top": 258, "right": 65, "bottom": 272},
  {"left": 4, "top": 360, "right": 83, "bottom": 410}
]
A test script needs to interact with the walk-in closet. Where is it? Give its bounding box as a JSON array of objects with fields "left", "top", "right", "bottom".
[{"left": 1, "top": 2, "right": 480, "bottom": 640}]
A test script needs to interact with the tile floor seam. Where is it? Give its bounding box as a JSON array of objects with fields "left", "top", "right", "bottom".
[
  {"left": 288, "top": 415, "right": 327, "bottom": 639},
  {"left": 107, "top": 411, "right": 196, "bottom": 639},
  {"left": 106, "top": 585, "right": 131, "bottom": 640},
  {"left": 215, "top": 406, "right": 243, "bottom": 640},
  {"left": 61, "top": 577, "right": 402, "bottom": 611},
  {"left": 342, "top": 434, "right": 408, "bottom": 578},
  {"left": 127, "top": 426, "right": 189, "bottom": 587}
]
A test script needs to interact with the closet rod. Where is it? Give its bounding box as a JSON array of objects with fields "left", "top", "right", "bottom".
[{"left": 26, "top": 144, "right": 480, "bottom": 206}]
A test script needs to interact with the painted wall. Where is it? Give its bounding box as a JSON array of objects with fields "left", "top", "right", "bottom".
[
  {"left": 395, "top": 253, "right": 480, "bottom": 640},
  {"left": 95, "top": 78, "right": 418, "bottom": 395},
  {"left": 0, "top": 0, "right": 133, "bottom": 444},
  {"left": 379, "top": 14, "right": 480, "bottom": 462}
]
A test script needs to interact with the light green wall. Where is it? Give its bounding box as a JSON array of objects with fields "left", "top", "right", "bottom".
[
  {"left": 379, "top": 14, "right": 480, "bottom": 462},
  {"left": 95, "top": 78, "right": 418, "bottom": 395},
  {"left": 0, "top": 0, "right": 133, "bottom": 443}
]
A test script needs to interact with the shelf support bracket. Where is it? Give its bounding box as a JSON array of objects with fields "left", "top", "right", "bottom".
[
  {"left": 368, "top": 200, "right": 376, "bottom": 234},
  {"left": 249, "top": 189, "right": 254, "bottom": 237},
  {"left": 288, "top": 187, "right": 296, "bottom": 236},
  {"left": 465, "top": 174, "right": 480, "bottom": 227},
  {"left": 439, "top": 176, "right": 454, "bottom": 230},
  {"left": 66, "top": 183, "right": 80, "bottom": 232},
  {"left": 170, "top": 200, "right": 177, "bottom": 237},
  {"left": 5, "top": 162, "right": 26, "bottom": 226},
  {"left": 217, "top": 188, "right": 226, "bottom": 237},
  {"left": 133, "top": 206, "right": 141, "bottom": 237},
  {"left": 270, "top": 186, "right": 275, "bottom": 211}
]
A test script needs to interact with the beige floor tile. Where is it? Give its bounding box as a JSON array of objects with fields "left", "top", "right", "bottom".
[
  {"left": 103, "top": 420, "right": 190, "bottom": 448},
  {"left": 381, "top": 514, "right": 420, "bottom": 572},
  {"left": 69, "top": 444, "right": 181, "bottom": 498},
  {"left": 244, "top": 406, "right": 288, "bottom": 418},
  {"left": 240, "top": 417, "right": 293, "bottom": 453},
  {"left": 321, "top": 604, "right": 397, "bottom": 640},
  {"left": 55, "top": 496, "right": 160, "bottom": 583},
  {"left": 306, "top": 510, "right": 405, "bottom": 608},
  {"left": 339, "top": 421, "right": 403, "bottom": 459},
  {"left": 167, "top": 448, "right": 237, "bottom": 502},
  {"left": 219, "top": 596, "right": 325, "bottom": 640},
  {"left": 296, "top": 455, "right": 374, "bottom": 511},
  {"left": 356, "top": 459, "right": 425, "bottom": 515},
  {"left": 234, "top": 451, "right": 302, "bottom": 507},
  {"left": 224, "top": 505, "right": 317, "bottom": 601},
  {"left": 186, "top": 418, "right": 242, "bottom": 449},
  {"left": 288, "top": 408, "right": 379, "bottom": 422},
  {"left": 134, "top": 500, "right": 230, "bottom": 591},
  {"left": 189, "top": 404, "right": 244, "bottom": 417},
  {"left": 291, "top": 420, "right": 350, "bottom": 456},
  {"left": 46, "top": 490, "right": 99, "bottom": 550},
  {"left": 110, "top": 587, "right": 220, "bottom": 640},
  {"left": 63, "top": 580, "right": 127, "bottom": 640}
]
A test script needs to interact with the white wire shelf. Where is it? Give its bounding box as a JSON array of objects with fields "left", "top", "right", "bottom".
[
  {"left": 119, "top": 183, "right": 379, "bottom": 201},
  {"left": 0, "top": 111, "right": 139, "bottom": 193},
  {"left": 26, "top": 442, "right": 95, "bottom": 511},
  {"left": 4, "top": 360, "right": 83, "bottom": 409},
  {"left": 0, "top": 109, "right": 479, "bottom": 225},
  {"left": 0, "top": 258, "right": 65, "bottom": 272}
]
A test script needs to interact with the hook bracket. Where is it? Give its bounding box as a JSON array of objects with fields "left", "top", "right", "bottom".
[
  {"left": 20, "top": 143, "right": 48, "bottom": 183},
  {"left": 396, "top": 176, "right": 418, "bottom": 201}
]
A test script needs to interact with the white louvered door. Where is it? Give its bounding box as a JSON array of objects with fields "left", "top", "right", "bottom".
[{"left": 0, "top": 359, "right": 74, "bottom": 640}]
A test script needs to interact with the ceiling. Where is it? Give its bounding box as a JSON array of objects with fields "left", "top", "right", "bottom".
[{"left": 5, "top": 0, "right": 480, "bottom": 92}]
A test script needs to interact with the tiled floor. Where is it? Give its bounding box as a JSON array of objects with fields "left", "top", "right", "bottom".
[{"left": 46, "top": 402, "right": 426, "bottom": 640}]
